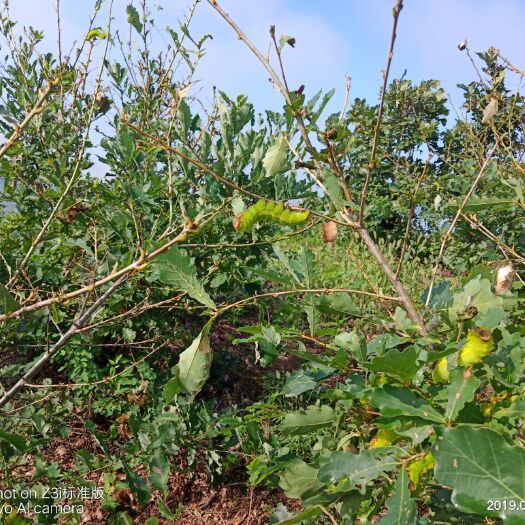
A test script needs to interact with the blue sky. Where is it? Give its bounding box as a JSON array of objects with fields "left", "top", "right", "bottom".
[{"left": 6, "top": 0, "right": 525, "bottom": 118}]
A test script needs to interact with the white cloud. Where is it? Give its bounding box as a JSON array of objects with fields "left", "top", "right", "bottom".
[{"left": 5, "top": 0, "right": 525, "bottom": 116}]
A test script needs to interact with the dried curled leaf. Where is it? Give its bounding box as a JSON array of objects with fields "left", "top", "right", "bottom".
[
  {"left": 322, "top": 221, "right": 338, "bottom": 242},
  {"left": 233, "top": 199, "right": 310, "bottom": 233}
]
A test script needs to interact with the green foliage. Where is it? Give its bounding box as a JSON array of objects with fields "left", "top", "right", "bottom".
[
  {"left": 0, "top": 2, "right": 523, "bottom": 524},
  {"left": 433, "top": 426, "right": 525, "bottom": 524}
]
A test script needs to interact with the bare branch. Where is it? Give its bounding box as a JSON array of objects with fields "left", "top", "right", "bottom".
[{"left": 358, "top": 0, "right": 404, "bottom": 224}]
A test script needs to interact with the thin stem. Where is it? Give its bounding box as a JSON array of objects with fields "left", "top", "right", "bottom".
[
  {"left": 460, "top": 212, "right": 524, "bottom": 263},
  {"left": 338, "top": 75, "right": 352, "bottom": 122},
  {"left": 23, "top": 343, "right": 166, "bottom": 390},
  {"left": 358, "top": 0, "right": 403, "bottom": 224},
  {"left": 216, "top": 287, "right": 402, "bottom": 318},
  {"left": 356, "top": 225, "right": 427, "bottom": 333}
]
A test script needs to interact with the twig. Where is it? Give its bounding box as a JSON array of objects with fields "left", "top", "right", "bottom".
[
  {"left": 338, "top": 75, "right": 352, "bottom": 122},
  {"left": 425, "top": 139, "right": 499, "bottom": 306},
  {"left": 23, "top": 343, "right": 166, "bottom": 390},
  {"left": 354, "top": 223, "right": 427, "bottom": 332},
  {"left": 207, "top": 1, "right": 289, "bottom": 103},
  {"left": 317, "top": 505, "right": 338, "bottom": 525},
  {"left": 284, "top": 136, "right": 328, "bottom": 194},
  {"left": 493, "top": 48, "right": 525, "bottom": 77},
  {"left": 347, "top": 243, "right": 395, "bottom": 319},
  {"left": 216, "top": 287, "right": 402, "bottom": 317},
  {"left": 206, "top": 0, "right": 314, "bottom": 156},
  {"left": 1, "top": 391, "right": 56, "bottom": 415},
  {"left": 269, "top": 26, "right": 291, "bottom": 95},
  {"left": 460, "top": 212, "right": 524, "bottom": 263},
  {"left": 182, "top": 219, "right": 321, "bottom": 250},
  {"left": 358, "top": 0, "right": 404, "bottom": 224}
]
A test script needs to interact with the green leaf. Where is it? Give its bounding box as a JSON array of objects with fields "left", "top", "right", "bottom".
[
  {"left": 115, "top": 512, "right": 134, "bottom": 525},
  {"left": 407, "top": 452, "right": 435, "bottom": 490},
  {"left": 448, "top": 277, "right": 502, "bottom": 323},
  {"left": 316, "top": 293, "right": 360, "bottom": 317},
  {"left": 171, "top": 320, "right": 213, "bottom": 397},
  {"left": 245, "top": 266, "right": 295, "bottom": 286},
  {"left": 368, "top": 385, "right": 445, "bottom": 423},
  {"left": 0, "top": 429, "right": 26, "bottom": 452},
  {"left": 152, "top": 245, "right": 216, "bottom": 310},
  {"left": 366, "top": 333, "right": 405, "bottom": 357},
  {"left": 149, "top": 452, "right": 170, "bottom": 493},
  {"left": 126, "top": 4, "right": 143, "bottom": 33},
  {"left": 318, "top": 450, "right": 399, "bottom": 494},
  {"left": 365, "top": 346, "right": 420, "bottom": 382},
  {"left": 312, "top": 88, "right": 336, "bottom": 123},
  {"left": 163, "top": 371, "right": 182, "bottom": 402},
  {"left": 283, "top": 370, "right": 317, "bottom": 397},
  {"left": 323, "top": 169, "right": 346, "bottom": 210},
  {"left": 493, "top": 399, "right": 525, "bottom": 420},
  {"left": 433, "top": 426, "right": 525, "bottom": 524},
  {"left": 280, "top": 405, "right": 335, "bottom": 435},
  {"left": 275, "top": 507, "right": 321, "bottom": 525},
  {"left": 279, "top": 459, "right": 323, "bottom": 498},
  {"left": 123, "top": 462, "right": 151, "bottom": 504},
  {"left": 273, "top": 244, "right": 300, "bottom": 283},
  {"left": 2, "top": 507, "right": 32, "bottom": 524},
  {"left": 263, "top": 134, "right": 290, "bottom": 178},
  {"left": 474, "top": 306, "right": 508, "bottom": 330},
  {"left": 443, "top": 368, "right": 481, "bottom": 422},
  {"left": 457, "top": 197, "right": 515, "bottom": 213},
  {"left": 0, "top": 284, "right": 19, "bottom": 314},
  {"left": 334, "top": 331, "right": 366, "bottom": 361},
  {"left": 157, "top": 497, "right": 178, "bottom": 520},
  {"left": 378, "top": 468, "right": 416, "bottom": 524}
]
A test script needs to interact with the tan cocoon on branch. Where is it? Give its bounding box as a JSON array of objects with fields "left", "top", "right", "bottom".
[
  {"left": 482, "top": 98, "right": 499, "bottom": 123},
  {"left": 495, "top": 263, "right": 515, "bottom": 295},
  {"left": 322, "top": 221, "right": 338, "bottom": 243}
]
